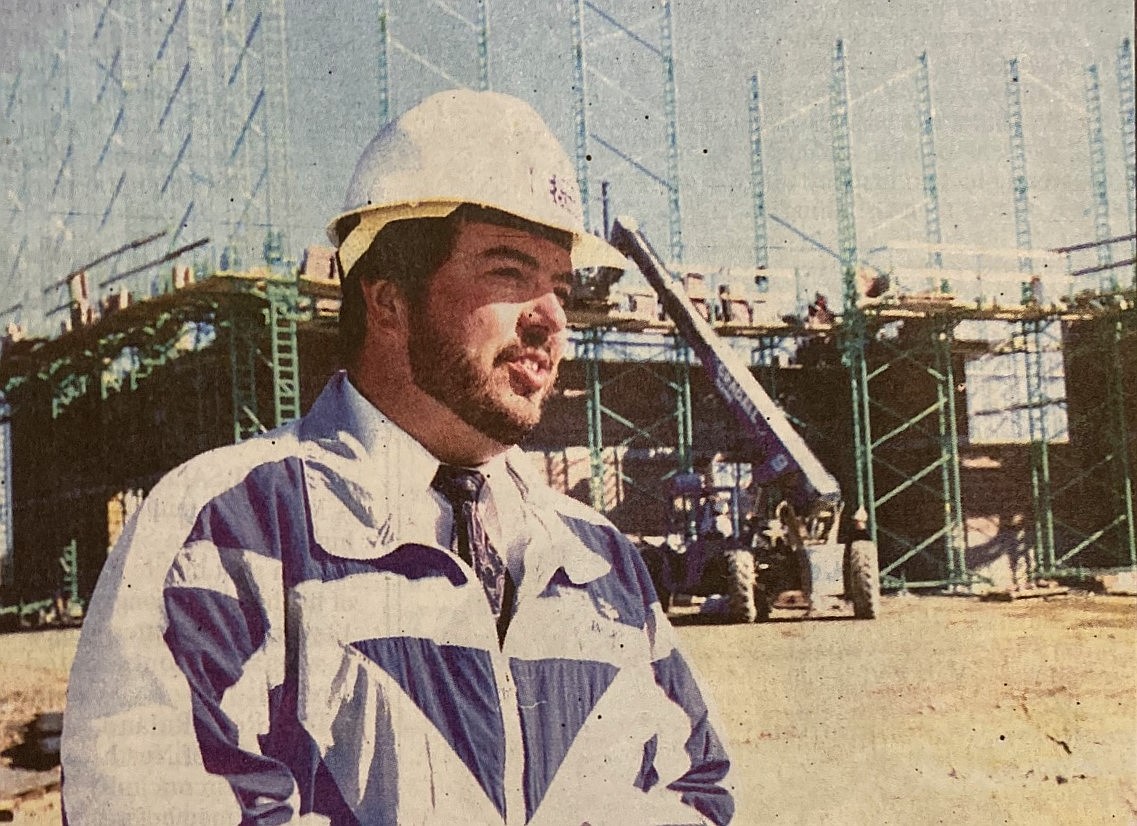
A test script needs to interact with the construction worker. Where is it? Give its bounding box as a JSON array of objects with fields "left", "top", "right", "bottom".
[
  {"left": 717, "top": 284, "right": 734, "bottom": 323},
  {"left": 806, "top": 291, "right": 834, "bottom": 327},
  {"left": 62, "top": 90, "right": 734, "bottom": 825}
]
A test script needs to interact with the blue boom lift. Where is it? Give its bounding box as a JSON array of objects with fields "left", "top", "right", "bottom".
[{"left": 609, "top": 218, "right": 880, "bottom": 622}]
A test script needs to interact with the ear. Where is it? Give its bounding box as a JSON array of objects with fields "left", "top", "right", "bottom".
[{"left": 361, "top": 277, "right": 410, "bottom": 336}]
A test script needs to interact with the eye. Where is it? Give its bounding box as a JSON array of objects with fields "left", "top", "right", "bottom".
[
  {"left": 553, "top": 284, "right": 571, "bottom": 307},
  {"left": 489, "top": 267, "right": 526, "bottom": 282}
]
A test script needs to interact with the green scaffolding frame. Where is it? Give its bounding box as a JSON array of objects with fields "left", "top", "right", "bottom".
[
  {"left": 576, "top": 328, "right": 695, "bottom": 522},
  {"left": 3, "top": 263, "right": 1134, "bottom": 614},
  {"left": 1020, "top": 309, "right": 1137, "bottom": 577},
  {"left": 843, "top": 306, "right": 970, "bottom": 590},
  {"left": 0, "top": 267, "right": 306, "bottom": 611},
  {"left": 574, "top": 278, "right": 1134, "bottom": 592}
]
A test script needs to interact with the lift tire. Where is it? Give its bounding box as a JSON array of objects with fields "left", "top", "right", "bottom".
[
  {"left": 724, "top": 549, "right": 758, "bottom": 623},
  {"left": 639, "top": 543, "right": 672, "bottom": 613},
  {"left": 847, "top": 539, "right": 881, "bottom": 620},
  {"left": 754, "top": 585, "right": 772, "bottom": 623}
]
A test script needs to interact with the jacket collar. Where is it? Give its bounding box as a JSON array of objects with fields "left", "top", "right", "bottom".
[{"left": 501, "top": 445, "right": 612, "bottom": 585}]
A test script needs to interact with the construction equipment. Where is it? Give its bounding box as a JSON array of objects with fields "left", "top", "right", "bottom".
[{"left": 609, "top": 217, "right": 880, "bottom": 621}]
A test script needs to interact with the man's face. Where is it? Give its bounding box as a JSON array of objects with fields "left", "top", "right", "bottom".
[{"left": 406, "top": 220, "right": 572, "bottom": 446}]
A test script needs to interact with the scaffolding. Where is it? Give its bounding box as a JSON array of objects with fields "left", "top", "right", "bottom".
[
  {"left": 1006, "top": 57, "right": 1034, "bottom": 273},
  {"left": 1085, "top": 64, "right": 1113, "bottom": 267},
  {"left": 846, "top": 313, "right": 968, "bottom": 590},
  {"left": 572, "top": 327, "right": 696, "bottom": 522},
  {"left": 2, "top": 247, "right": 1133, "bottom": 616},
  {"left": 0, "top": 267, "right": 310, "bottom": 615},
  {"left": 1119, "top": 38, "right": 1136, "bottom": 252},
  {"left": 841, "top": 49, "right": 971, "bottom": 590},
  {"left": 915, "top": 52, "right": 944, "bottom": 270},
  {"left": 748, "top": 73, "right": 770, "bottom": 270},
  {"left": 570, "top": 0, "right": 684, "bottom": 260},
  {"left": 0, "top": 394, "right": 11, "bottom": 589},
  {"left": 569, "top": 0, "right": 692, "bottom": 513},
  {"left": 1017, "top": 239, "right": 1137, "bottom": 578},
  {"left": 2, "top": 16, "right": 1135, "bottom": 619},
  {"left": 376, "top": 0, "right": 492, "bottom": 122},
  {"left": 1, "top": 0, "right": 295, "bottom": 339},
  {"left": 573, "top": 36, "right": 1134, "bottom": 592}
]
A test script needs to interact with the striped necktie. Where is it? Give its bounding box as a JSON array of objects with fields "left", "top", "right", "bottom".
[{"left": 431, "top": 464, "right": 515, "bottom": 645}]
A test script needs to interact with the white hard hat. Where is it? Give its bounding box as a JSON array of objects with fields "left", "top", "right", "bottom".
[{"left": 328, "top": 89, "right": 628, "bottom": 276}]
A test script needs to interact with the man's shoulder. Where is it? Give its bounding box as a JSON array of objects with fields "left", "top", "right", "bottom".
[
  {"left": 539, "top": 485, "right": 617, "bottom": 530},
  {"left": 519, "top": 469, "right": 639, "bottom": 556},
  {"left": 510, "top": 455, "right": 611, "bottom": 526},
  {"left": 145, "top": 421, "right": 305, "bottom": 514}
]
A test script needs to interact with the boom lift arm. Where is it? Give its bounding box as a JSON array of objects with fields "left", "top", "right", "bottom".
[{"left": 609, "top": 217, "right": 843, "bottom": 546}]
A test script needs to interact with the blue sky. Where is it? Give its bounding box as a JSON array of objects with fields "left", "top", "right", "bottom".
[
  {"left": 2, "top": 0, "right": 1133, "bottom": 322},
  {"left": 286, "top": 1, "right": 1133, "bottom": 274}
]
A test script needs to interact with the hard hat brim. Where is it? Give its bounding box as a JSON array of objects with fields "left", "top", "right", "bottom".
[
  {"left": 329, "top": 201, "right": 628, "bottom": 278},
  {"left": 573, "top": 230, "right": 630, "bottom": 271}
]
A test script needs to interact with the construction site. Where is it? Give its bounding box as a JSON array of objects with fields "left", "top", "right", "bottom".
[{"left": 0, "top": 1, "right": 1135, "bottom": 823}]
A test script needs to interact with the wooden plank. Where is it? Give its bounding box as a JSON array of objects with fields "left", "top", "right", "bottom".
[
  {"left": 1092, "top": 571, "right": 1137, "bottom": 596},
  {"left": 981, "top": 584, "right": 1070, "bottom": 601}
]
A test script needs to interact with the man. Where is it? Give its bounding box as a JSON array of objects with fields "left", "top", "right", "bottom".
[{"left": 62, "top": 90, "right": 734, "bottom": 825}]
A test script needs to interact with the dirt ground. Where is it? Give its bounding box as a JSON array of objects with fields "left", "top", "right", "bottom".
[
  {"left": 0, "top": 628, "right": 76, "bottom": 823},
  {"left": 0, "top": 593, "right": 1134, "bottom": 825},
  {"left": 681, "top": 593, "right": 1137, "bottom": 825}
]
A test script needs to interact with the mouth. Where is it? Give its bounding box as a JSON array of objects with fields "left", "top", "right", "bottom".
[{"left": 500, "top": 348, "right": 553, "bottom": 396}]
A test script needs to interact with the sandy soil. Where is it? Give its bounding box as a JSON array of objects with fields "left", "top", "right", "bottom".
[
  {"left": 679, "top": 593, "right": 1137, "bottom": 825},
  {"left": 0, "top": 630, "right": 77, "bottom": 757},
  {"left": 0, "top": 594, "right": 1133, "bottom": 824},
  {"left": 0, "top": 628, "right": 76, "bottom": 824}
]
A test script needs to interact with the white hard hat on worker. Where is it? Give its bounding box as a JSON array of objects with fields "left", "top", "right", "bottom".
[{"left": 328, "top": 89, "right": 628, "bottom": 277}]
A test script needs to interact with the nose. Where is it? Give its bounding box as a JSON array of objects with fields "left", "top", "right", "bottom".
[{"left": 521, "top": 289, "right": 568, "bottom": 339}]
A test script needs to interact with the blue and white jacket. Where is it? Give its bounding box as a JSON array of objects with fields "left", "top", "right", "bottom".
[{"left": 62, "top": 372, "right": 734, "bottom": 825}]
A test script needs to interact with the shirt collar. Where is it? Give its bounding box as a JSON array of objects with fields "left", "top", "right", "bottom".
[
  {"left": 331, "top": 372, "right": 525, "bottom": 503},
  {"left": 336, "top": 375, "right": 523, "bottom": 517},
  {"left": 337, "top": 371, "right": 441, "bottom": 494},
  {"left": 301, "top": 372, "right": 611, "bottom": 585}
]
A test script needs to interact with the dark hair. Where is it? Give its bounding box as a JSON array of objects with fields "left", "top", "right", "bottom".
[
  {"left": 337, "top": 204, "right": 572, "bottom": 365},
  {"left": 337, "top": 216, "right": 454, "bottom": 365}
]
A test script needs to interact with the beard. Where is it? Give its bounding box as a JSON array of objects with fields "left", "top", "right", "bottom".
[{"left": 406, "top": 309, "right": 556, "bottom": 446}]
